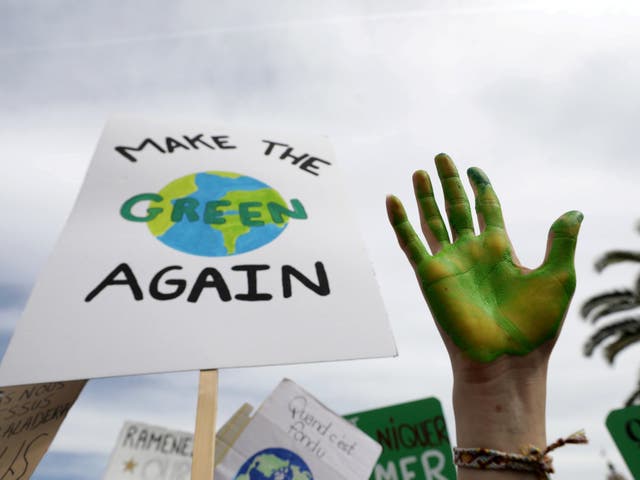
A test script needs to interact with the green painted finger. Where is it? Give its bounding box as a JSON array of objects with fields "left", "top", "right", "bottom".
[
  {"left": 543, "top": 210, "right": 584, "bottom": 270},
  {"left": 435, "top": 153, "right": 474, "bottom": 239},
  {"left": 412, "top": 170, "right": 451, "bottom": 253},
  {"left": 467, "top": 167, "right": 505, "bottom": 231},
  {"left": 386, "top": 195, "right": 429, "bottom": 266}
]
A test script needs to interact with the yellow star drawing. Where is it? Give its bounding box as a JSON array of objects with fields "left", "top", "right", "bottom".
[{"left": 123, "top": 458, "right": 137, "bottom": 473}]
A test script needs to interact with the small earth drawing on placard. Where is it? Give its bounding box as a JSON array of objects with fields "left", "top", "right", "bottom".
[
  {"left": 233, "top": 448, "right": 313, "bottom": 480},
  {"left": 147, "top": 171, "right": 291, "bottom": 257}
]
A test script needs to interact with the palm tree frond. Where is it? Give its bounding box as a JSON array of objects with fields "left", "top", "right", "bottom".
[
  {"left": 605, "top": 331, "right": 640, "bottom": 364},
  {"left": 595, "top": 251, "right": 640, "bottom": 272},
  {"left": 581, "top": 221, "right": 640, "bottom": 407},
  {"left": 583, "top": 318, "right": 640, "bottom": 357},
  {"left": 580, "top": 290, "right": 635, "bottom": 319},
  {"left": 590, "top": 299, "right": 640, "bottom": 324}
]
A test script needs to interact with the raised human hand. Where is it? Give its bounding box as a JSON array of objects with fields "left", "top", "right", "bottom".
[{"left": 386, "top": 153, "right": 583, "bottom": 363}]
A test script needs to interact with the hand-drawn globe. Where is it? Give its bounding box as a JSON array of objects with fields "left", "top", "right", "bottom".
[
  {"left": 147, "top": 171, "right": 290, "bottom": 256},
  {"left": 233, "top": 448, "right": 313, "bottom": 480}
]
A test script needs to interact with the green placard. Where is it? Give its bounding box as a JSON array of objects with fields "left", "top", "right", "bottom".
[
  {"left": 606, "top": 405, "right": 640, "bottom": 478},
  {"left": 345, "top": 398, "right": 456, "bottom": 480}
]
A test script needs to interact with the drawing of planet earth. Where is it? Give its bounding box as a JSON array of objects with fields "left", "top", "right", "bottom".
[
  {"left": 146, "top": 171, "right": 289, "bottom": 256},
  {"left": 233, "top": 448, "right": 313, "bottom": 480}
]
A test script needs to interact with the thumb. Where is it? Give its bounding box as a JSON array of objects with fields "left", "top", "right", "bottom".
[{"left": 542, "top": 210, "right": 584, "bottom": 271}]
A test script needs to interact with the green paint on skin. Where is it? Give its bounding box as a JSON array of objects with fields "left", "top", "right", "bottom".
[
  {"left": 467, "top": 167, "right": 490, "bottom": 188},
  {"left": 413, "top": 170, "right": 450, "bottom": 244},
  {"left": 468, "top": 167, "right": 506, "bottom": 229},
  {"left": 421, "top": 241, "right": 566, "bottom": 361},
  {"left": 436, "top": 154, "right": 474, "bottom": 237},
  {"left": 389, "top": 156, "right": 583, "bottom": 362},
  {"left": 442, "top": 184, "right": 474, "bottom": 236}
]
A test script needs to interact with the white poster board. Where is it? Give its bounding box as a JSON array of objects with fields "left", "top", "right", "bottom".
[
  {"left": 0, "top": 117, "right": 396, "bottom": 385},
  {"left": 215, "top": 379, "right": 382, "bottom": 480}
]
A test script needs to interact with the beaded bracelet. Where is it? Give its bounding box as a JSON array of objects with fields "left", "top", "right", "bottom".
[{"left": 453, "top": 430, "right": 588, "bottom": 479}]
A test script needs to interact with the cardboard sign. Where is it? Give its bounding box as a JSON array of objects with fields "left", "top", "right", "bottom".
[
  {"left": 215, "top": 379, "right": 382, "bottom": 480},
  {"left": 345, "top": 398, "right": 455, "bottom": 480},
  {"left": 606, "top": 405, "right": 640, "bottom": 478},
  {"left": 103, "top": 403, "right": 253, "bottom": 479},
  {"left": 0, "top": 380, "right": 86, "bottom": 479},
  {"left": 215, "top": 403, "right": 254, "bottom": 465},
  {"left": 0, "top": 117, "right": 395, "bottom": 385}
]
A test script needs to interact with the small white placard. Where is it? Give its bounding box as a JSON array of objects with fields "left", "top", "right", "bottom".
[
  {"left": 0, "top": 117, "right": 395, "bottom": 385},
  {"left": 215, "top": 379, "right": 382, "bottom": 480},
  {"left": 103, "top": 404, "right": 253, "bottom": 480},
  {"left": 103, "top": 421, "right": 194, "bottom": 480}
]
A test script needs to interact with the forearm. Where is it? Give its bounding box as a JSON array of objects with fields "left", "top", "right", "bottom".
[{"left": 451, "top": 354, "right": 549, "bottom": 479}]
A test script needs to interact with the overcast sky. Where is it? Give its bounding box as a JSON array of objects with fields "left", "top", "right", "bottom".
[{"left": 2, "top": 1, "right": 640, "bottom": 478}]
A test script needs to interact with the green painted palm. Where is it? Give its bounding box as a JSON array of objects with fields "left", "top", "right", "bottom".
[
  {"left": 582, "top": 223, "right": 640, "bottom": 406},
  {"left": 387, "top": 154, "right": 583, "bottom": 363}
]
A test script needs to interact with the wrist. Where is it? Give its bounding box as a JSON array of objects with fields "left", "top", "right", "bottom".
[
  {"left": 452, "top": 356, "right": 549, "bottom": 479},
  {"left": 452, "top": 354, "right": 549, "bottom": 451}
]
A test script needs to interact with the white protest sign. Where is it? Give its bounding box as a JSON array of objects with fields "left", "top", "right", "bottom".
[
  {"left": 103, "top": 421, "right": 193, "bottom": 480},
  {"left": 0, "top": 380, "right": 86, "bottom": 478},
  {"left": 215, "top": 379, "right": 382, "bottom": 480},
  {"left": 0, "top": 116, "right": 396, "bottom": 385},
  {"left": 103, "top": 403, "right": 253, "bottom": 480}
]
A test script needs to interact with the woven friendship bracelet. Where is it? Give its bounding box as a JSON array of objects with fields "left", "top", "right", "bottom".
[{"left": 454, "top": 430, "right": 588, "bottom": 479}]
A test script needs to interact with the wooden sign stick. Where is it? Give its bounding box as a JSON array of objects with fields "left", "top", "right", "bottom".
[{"left": 192, "top": 369, "right": 219, "bottom": 480}]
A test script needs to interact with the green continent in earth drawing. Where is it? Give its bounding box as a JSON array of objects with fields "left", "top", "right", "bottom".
[
  {"left": 146, "top": 171, "right": 297, "bottom": 257},
  {"left": 233, "top": 448, "right": 313, "bottom": 480}
]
